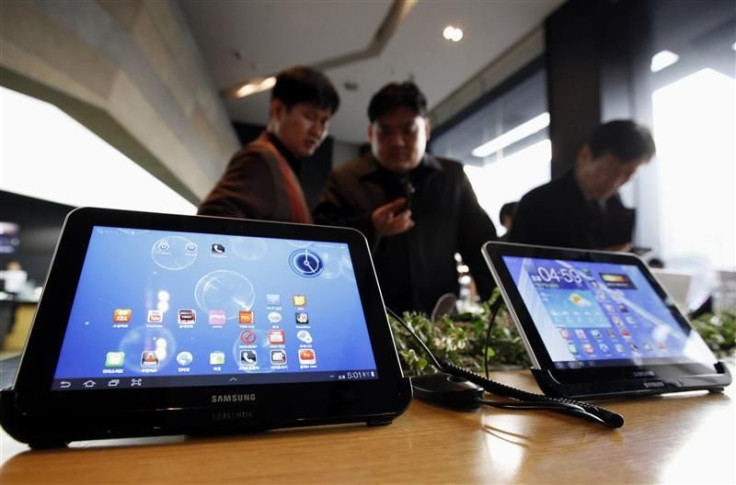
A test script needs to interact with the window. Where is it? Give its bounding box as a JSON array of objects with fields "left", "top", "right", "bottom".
[
  {"left": 0, "top": 86, "right": 196, "bottom": 214},
  {"left": 639, "top": 1, "right": 736, "bottom": 272},
  {"left": 431, "top": 66, "right": 550, "bottom": 235}
]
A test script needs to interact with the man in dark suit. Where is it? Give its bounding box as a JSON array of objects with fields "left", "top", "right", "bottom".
[
  {"left": 314, "top": 82, "right": 497, "bottom": 314},
  {"left": 510, "top": 120, "right": 655, "bottom": 251}
]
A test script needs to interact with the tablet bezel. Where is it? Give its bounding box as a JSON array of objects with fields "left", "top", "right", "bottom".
[
  {"left": 482, "top": 241, "right": 731, "bottom": 397},
  {"left": 4, "top": 208, "right": 411, "bottom": 443}
]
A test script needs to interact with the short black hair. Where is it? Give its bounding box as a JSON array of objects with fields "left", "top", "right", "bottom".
[
  {"left": 499, "top": 202, "right": 518, "bottom": 222},
  {"left": 271, "top": 66, "right": 340, "bottom": 114},
  {"left": 368, "top": 81, "right": 427, "bottom": 122},
  {"left": 588, "top": 120, "right": 656, "bottom": 162}
]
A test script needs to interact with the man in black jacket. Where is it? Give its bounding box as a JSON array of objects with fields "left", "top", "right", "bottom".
[
  {"left": 314, "top": 82, "right": 497, "bottom": 315},
  {"left": 510, "top": 120, "right": 656, "bottom": 251}
]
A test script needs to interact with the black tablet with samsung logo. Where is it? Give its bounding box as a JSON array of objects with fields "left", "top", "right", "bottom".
[
  {"left": 482, "top": 242, "right": 731, "bottom": 399},
  {"left": 0, "top": 207, "right": 410, "bottom": 448}
]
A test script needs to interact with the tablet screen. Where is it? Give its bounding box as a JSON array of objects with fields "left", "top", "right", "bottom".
[
  {"left": 52, "top": 226, "right": 379, "bottom": 390},
  {"left": 501, "top": 256, "right": 717, "bottom": 370}
]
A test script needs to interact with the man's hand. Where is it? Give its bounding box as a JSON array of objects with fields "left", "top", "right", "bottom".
[{"left": 372, "top": 198, "right": 415, "bottom": 236}]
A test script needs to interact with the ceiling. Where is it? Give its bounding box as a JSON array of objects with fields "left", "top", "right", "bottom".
[{"left": 178, "top": 0, "right": 564, "bottom": 144}]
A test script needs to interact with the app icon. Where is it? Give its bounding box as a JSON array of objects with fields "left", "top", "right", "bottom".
[
  {"left": 299, "top": 349, "right": 316, "bottom": 365},
  {"left": 210, "top": 351, "right": 225, "bottom": 365},
  {"left": 575, "top": 329, "right": 586, "bottom": 339},
  {"left": 240, "top": 350, "right": 257, "bottom": 365},
  {"left": 657, "top": 341, "right": 667, "bottom": 350},
  {"left": 209, "top": 310, "right": 226, "bottom": 325},
  {"left": 185, "top": 242, "right": 197, "bottom": 253},
  {"left": 293, "top": 295, "right": 307, "bottom": 307},
  {"left": 270, "top": 349, "right": 287, "bottom": 365},
  {"left": 239, "top": 311, "right": 254, "bottom": 324},
  {"left": 240, "top": 329, "right": 257, "bottom": 345},
  {"left": 105, "top": 351, "right": 125, "bottom": 367},
  {"left": 630, "top": 342, "right": 640, "bottom": 352},
  {"left": 611, "top": 315, "right": 623, "bottom": 326},
  {"left": 178, "top": 309, "right": 196, "bottom": 324},
  {"left": 618, "top": 304, "right": 629, "bottom": 313},
  {"left": 619, "top": 328, "right": 631, "bottom": 337},
  {"left": 211, "top": 243, "right": 226, "bottom": 254},
  {"left": 625, "top": 316, "right": 636, "bottom": 324},
  {"left": 582, "top": 343, "right": 594, "bottom": 354},
  {"left": 569, "top": 293, "right": 592, "bottom": 307},
  {"left": 267, "top": 294, "right": 281, "bottom": 306},
  {"left": 295, "top": 312, "right": 309, "bottom": 325},
  {"left": 141, "top": 351, "right": 159, "bottom": 367},
  {"left": 268, "top": 312, "right": 282, "bottom": 323},
  {"left": 604, "top": 304, "right": 616, "bottom": 314},
  {"left": 269, "top": 330, "right": 285, "bottom": 344},
  {"left": 567, "top": 342, "right": 578, "bottom": 354},
  {"left": 606, "top": 329, "right": 617, "bottom": 338},
  {"left": 643, "top": 342, "right": 653, "bottom": 351},
  {"left": 113, "top": 308, "right": 132, "bottom": 323},
  {"left": 559, "top": 328, "right": 571, "bottom": 339},
  {"left": 147, "top": 310, "right": 163, "bottom": 324},
  {"left": 615, "top": 344, "right": 626, "bottom": 353},
  {"left": 176, "top": 351, "right": 193, "bottom": 366},
  {"left": 599, "top": 343, "right": 610, "bottom": 353},
  {"left": 289, "top": 249, "right": 324, "bottom": 277},
  {"left": 157, "top": 240, "right": 170, "bottom": 251},
  {"left": 590, "top": 329, "right": 602, "bottom": 339},
  {"left": 297, "top": 329, "right": 313, "bottom": 344}
]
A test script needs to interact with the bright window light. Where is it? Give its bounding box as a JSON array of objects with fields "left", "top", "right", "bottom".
[
  {"left": 732, "top": 41, "right": 736, "bottom": 51},
  {"left": 652, "top": 68, "right": 736, "bottom": 271},
  {"left": 471, "top": 112, "right": 550, "bottom": 159},
  {"left": 0, "top": 86, "right": 196, "bottom": 214},
  {"left": 465, "top": 139, "right": 551, "bottom": 232},
  {"left": 651, "top": 50, "right": 680, "bottom": 73}
]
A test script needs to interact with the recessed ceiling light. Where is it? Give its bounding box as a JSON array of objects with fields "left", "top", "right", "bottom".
[
  {"left": 235, "top": 76, "right": 276, "bottom": 98},
  {"left": 651, "top": 50, "right": 679, "bottom": 73},
  {"left": 443, "top": 25, "right": 463, "bottom": 42}
]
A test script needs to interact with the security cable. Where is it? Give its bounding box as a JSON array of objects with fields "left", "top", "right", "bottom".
[{"left": 387, "top": 307, "right": 624, "bottom": 429}]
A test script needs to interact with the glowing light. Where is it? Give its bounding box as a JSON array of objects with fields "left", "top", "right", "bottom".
[
  {"left": 651, "top": 50, "right": 679, "bottom": 73},
  {"left": 235, "top": 76, "right": 276, "bottom": 98},
  {"left": 443, "top": 25, "right": 463, "bottom": 42},
  {"left": 472, "top": 113, "right": 550, "bottom": 158},
  {"left": 0, "top": 87, "right": 195, "bottom": 214}
]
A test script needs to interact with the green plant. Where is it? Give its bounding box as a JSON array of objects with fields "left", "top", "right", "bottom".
[
  {"left": 389, "top": 291, "right": 530, "bottom": 376},
  {"left": 691, "top": 310, "right": 736, "bottom": 358},
  {"left": 389, "top": 291, "right": 736, "bottom": 376}
]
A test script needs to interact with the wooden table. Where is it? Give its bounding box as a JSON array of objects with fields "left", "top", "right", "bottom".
[{"left": 1, "top": 370, "right": 734, "bottom": 484}]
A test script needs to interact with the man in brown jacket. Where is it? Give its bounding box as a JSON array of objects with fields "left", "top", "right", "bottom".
[{"left": 198, "top": 66, "right": 340, "bottom": 223}]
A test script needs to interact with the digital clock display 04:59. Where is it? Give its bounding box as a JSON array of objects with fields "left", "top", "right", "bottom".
[{"left": 530, "top": 263, "right": 586, "bottom": 289}]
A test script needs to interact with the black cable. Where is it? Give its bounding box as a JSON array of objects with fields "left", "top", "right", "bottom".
[
  {"left": 386, "top": 307, "right": 443, "bottom": 370},
  {"left": 484, "top": 296, "right": 504, "bottom": 379},
  {"left": 387, "top": 307, "right": 624, "bottom": 429}
]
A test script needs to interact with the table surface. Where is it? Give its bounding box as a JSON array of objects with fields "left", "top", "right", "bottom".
[{"left": 1, "top": 369, "right": 734, "bottom": 484}]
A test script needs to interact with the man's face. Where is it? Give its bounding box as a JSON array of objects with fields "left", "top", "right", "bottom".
[
  {"left": 577, "top": 145, "right": 648, "bottom": 200},
  {"left": 369, "top": 106, "right": 430, "bottom": 174},
  {"left": 271, "top": 101, "right": 332, "bottom": 158}
]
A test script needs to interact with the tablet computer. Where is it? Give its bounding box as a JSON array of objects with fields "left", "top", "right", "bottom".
[
  {"left": 482, "top": 242, "right": 731, "bottom": 399},
  {"left": 0, "top": 208, "right": 411, "bottom": 447}
]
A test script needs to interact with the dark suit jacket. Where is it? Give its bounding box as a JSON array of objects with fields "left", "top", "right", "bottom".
[
  {"left": 313, "top": 153, "right": 497, "bottom": 315},
  {"left": 509, "top": 168, "right": 635, "bottom": 250}
]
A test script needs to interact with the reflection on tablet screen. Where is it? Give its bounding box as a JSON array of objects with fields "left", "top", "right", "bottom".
[
  {"left": 502, "top": 256, "right": 717, "bottom": 370},
  {"left": 52, "top": 226, "right": 379, "bottom": 390}
]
